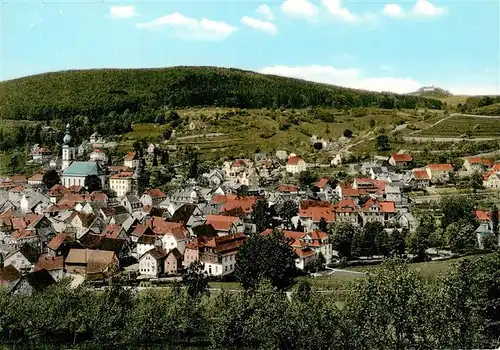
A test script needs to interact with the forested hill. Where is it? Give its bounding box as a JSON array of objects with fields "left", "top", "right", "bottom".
[{"left": 0, "top": 66, "right": 443, "bottom": 121}]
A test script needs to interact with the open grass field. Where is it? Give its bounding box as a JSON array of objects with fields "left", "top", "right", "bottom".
[
  {"left": 350, "top": 253, "right": 494, "bottom": 279},
  {"left": 437, "top": 95, "right": 469, "bottom": 106}
]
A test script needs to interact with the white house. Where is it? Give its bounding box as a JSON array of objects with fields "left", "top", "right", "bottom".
[
  {"left": 110, "top": 172, "right": 134, "bottom": 197},
  {"left": 286, "top": 156, "right": 307, "bottom": 174},
  {"left": 4, "top": 243, "right": 40, "bottom": 274},
  {"left": 198, "top": 233, "right": 246, "bottom": 276},
  {"left": 483, "top": 171, "right": 500, "bottom": 189},
  {"left": 139, "top": 247, "right": 168, "bottom": 277},
  {"left": 89, "top": 149, "right": 108, "bottom": 164},
  {"left": 123, "top": 152, "right": 140, "bottom": 169}
]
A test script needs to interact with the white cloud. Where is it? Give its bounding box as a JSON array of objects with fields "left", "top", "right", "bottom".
[
  {"left": 382, "top": 4, "right": 404, "bottom": 18},
  {"left": 256, "top": 4, "right": 274, "bottom": 21},
  {"left": 322, "top": 0, "right": 359, "bottom": 22},
  {"left": 257, "top": 64, "right": 500, "bottom": 95},
  {"left": 136, "top": 13, "right": 237, "bottom": 41},
  {"left": 281, "top": 0, "right": 318, "bottom": 21},
  {"left": 412, "top": 0, "right": 446, "bottom": 17},
  {"left": 110, "top": 6, "right": 138, "bottom": 19},
  {"left": 241, "top": 16, "right": 277, "bottom": 35}
]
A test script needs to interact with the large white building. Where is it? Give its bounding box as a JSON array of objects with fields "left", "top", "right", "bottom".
[
  {"left": 286, "top": 155, "right": 307, "bottom": 174},
  {"left": 109, "top": 172, "right": 134, "bottom": 197}
]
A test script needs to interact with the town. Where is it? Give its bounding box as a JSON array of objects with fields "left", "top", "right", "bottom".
[{"left": 0, "top": 121, "right": 498, "bottom": 293}]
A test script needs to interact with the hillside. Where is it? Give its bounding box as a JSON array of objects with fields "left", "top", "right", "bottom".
[
  {"left": 409, "top": 86, "right": 452, "bottom": 99},
  {"left": 0, "top": 66, "right": 443, "bottom": 121}
]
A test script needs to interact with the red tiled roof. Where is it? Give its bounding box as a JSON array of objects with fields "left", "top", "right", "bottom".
[
  {"left": 144, "top": 217, "right": 188, "bottom": 240},
  {"left": 232, "top": 159, "right": 248, "bottom": 167},
  {"left": 145, "top": 188, "right": 166, "bottom": 198},
  {"left": 124, "top": 152, "right": 137, "bottom": 161},
  {"left": 474, "top": 210, "right": 491, "bottom": 221},
  {"left": 9, "top": 185, "right": 24, "bottom": 193},
  {"left": 426, "top": 163, "right": 453, "bottom": 172},
  {"left": 200, "top": 232, "right": 247, "bottom": 255},
  {"left": 336, "top": 199, "right": 359, "bottom": 213},
  {"left": 48, "top": 184, "right": 71, "bottom": 197},
  {"left": 205, "top": 215, "right": 239, "bottom": 232},
  {"left": 341, "top": 187, "right": 362, "bottom": 197},
  {"left": 48, "top": 234, "right": 70, "bottom": 251},
  {"left": 102, "top": 224, "right": 123, "bottom": 239},
  {"left": 299, "top": 201, "right": 335, "bottom": 222},
  {"left": 412, "top": 169, "right": 430, "bottom": 180},
  {"left": 287, "top": 156, "right": 304, "bottom": 165},
  {"left": 35, "top": 255, "right": 64, "bottom": 271},
  {"left": 295, "top": 247, "right": 315, "bottom": 258},
  {"left": 362, "top": 199, "right": 396, "bottom": 213},
  {"left": 28, "top": 173, "right": 44, "bottom": 182},
  {"left": 221, "top": 197, "right": 257, "bottom": 214},
  {"left": 277, "top": 185, "right": 298, "bottom": 193},
  {"left": 110, "top": 172, "right": 134, "bottom": 179},
  {"left": 391, "top": 153, "right": 413, "bottom": 162},
  {"left": 315, "top": 177, "right": 329, "bottom": 189}
]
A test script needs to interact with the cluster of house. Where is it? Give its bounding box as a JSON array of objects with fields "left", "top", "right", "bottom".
[{"left": 1, "top": 126, "right": 499, "bottom": 293}]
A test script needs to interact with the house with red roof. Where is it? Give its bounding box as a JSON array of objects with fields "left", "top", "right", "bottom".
[
  {"left": 361, "top": 199, "right": 396, "bottom": 226},
  {"left": 389, "top": 153, "right": 413, "bottom": 167},
  {"left": 222, "top": 159, "right": 259, "bottom": 187},
  {"left": 261, "top": 228, "right": 332, "bottom": 268},
  {"left": 205, "top": 214, "right": 244, "bottom": 236},
  {"left": 298, "top": 200, "right": 335, "bottom": 232},
  {"left": 483, "top": 170, "right": 500, "bottom": 189},
  {"left": 425, "top": 164, "right": 454, "bottom": 183},
  {"left": 140, "top": 188, "right": 166, "bottom": 207},
  {"left": 196, "top": 232, "right": 247, "bottom": 276},
  {"left": 411, "top": 168, "right": 431, "bottom": 188},
  {"left": 463, "top": 157, "right": 494, "bottom": 172},
  {"left": 286, "top": 156, "right": 307, "bottom": 174},
  {"left": 335, "top": 199, "right": 360, "bottom": 226},
  {"left": 144, "top": 216, "right": 190, "bottom": 254},
  {"left": 123, "top": 151, "right": 140, "bottom": 169},
  {"left": 314, "top": 177, "right": 335, "bottom": 201}
]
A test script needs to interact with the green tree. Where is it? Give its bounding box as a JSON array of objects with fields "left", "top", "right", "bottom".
[
  {"left": 318, "top": 217, "right": 328, "bottom": 233},
  {"left": 440, "top": 196, "right": 477, "bottom": 229},
  {"left": 375, "top": 134, "right": 390, "bottom": 151},
  {"left": 182, "top": 260, "right": 209, "bottom": 299},
  {"left": 469, "top": 171, "right": 484, "bottom": 191},
  {"left": 236, "top": 185, "right": 249, "bottom": 197},
  {"left": 42, "top": 169, "right": 61, "bottom": 189},
  {"left": 279, "top": 200, "right": 298, "bottom": 229},
  {"left": 491, "top": 204, "right": 499, "bottom": 234},
  {"left": 252, "top": 199, "right": 271, "bottom": 233},
  {"left": 84, "top": 174, "right": 102, "bottom": 192},
  {"left": 330, "top": 222, "right": 357, "bottom": 258},
  {"left": 445, "top": 219, "right": 476, "bottom": 253},
  {"left": 389, "top": 228, "right": 407, "bottom": 257},
  {"left": 235, "top": 230, "right": 297, "bottom": 291},
  {"left": 298, "top": 170, "right": 317, "bottom": 189}
]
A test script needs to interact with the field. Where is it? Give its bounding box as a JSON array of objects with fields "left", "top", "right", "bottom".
[
  {"left": 419, "top": 115, "right": 500, "bottom": 138},
  {"left": 117, "top": 107, "right": 436, "bottom": 161},
  {"left": 437, "top": 95, "right": 469, "bottom": 106}
]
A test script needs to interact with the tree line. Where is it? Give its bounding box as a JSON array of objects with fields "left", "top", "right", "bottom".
[
  {"left": 1, "top": 253, "right": 500, "bottom": 349},
  {"left": 0, "top": 67, "right": 443, "bottom": 122}
]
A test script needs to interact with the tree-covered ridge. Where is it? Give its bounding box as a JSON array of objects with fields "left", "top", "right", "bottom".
[{"left": 0, "top": 66, "right": 443, "bottom": 121}]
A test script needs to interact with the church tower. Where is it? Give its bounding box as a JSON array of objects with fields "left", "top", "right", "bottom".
[{"left": 61, "top": 124, "right": 76, "bottom": 171}]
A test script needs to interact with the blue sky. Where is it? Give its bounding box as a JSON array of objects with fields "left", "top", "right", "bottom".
[{"left": 1, "top": 0, "right": 499, "bottom": 94}]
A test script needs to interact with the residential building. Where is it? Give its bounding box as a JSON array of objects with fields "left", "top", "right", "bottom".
[
  {"left": 30, "top": 146, "right": 52, "bottom": 163},
  {"left": 483, "top": 171, "right": 500, "bottom": 189},
  {"left": 389, "top": 153, "right": 413, "bottom": 167},
  {"left": 463, "top": 157, "right": 493, "bottom": 172},
  {"left": 164, "top": 248, "right": 183, "bottom": 275},
  {"left": 361, "top": 199, "right": 396, "bottom": 226},
  {"left": 205, "top": 214, "right": 245, "bottom": 236},
  {"left": 12, "top": 269, "right": 55, "bottom": 296},
  {"left": 110, "top": 172, "right": 134, "bottom": 197},
  {"left": 335, "top": 199, "right": 360, "bottom": 226},
  {"left": 425, "top": 164, "right": 453, "bottom": 183},
  {"left": 298, "top": 200, "right": 335, "bottom": 232},
  {"left": 120, "top": 195, "right": 142, "bottom": 213},
  {"left": 198, "top": 233, "right": 247, "bottom": 276},
  {"left": 411, "top": 169, "right": 431, "bottom": 188},
  {"left": 286, "top": 156, "right": 307, "bottom": 174},
  {"left": 65, "top": 249, "right": 119, "bottom": 279},
  {"left": 139, "top": 247, "right": 168, "bottom": 277},
  {"left": 4, "top": 243, "right": 40, "bottom": 274},
  {"left": 27, "top": 173, "right": 44, "bottom": 186},
  {"left": 123, "top": 152, "right": 140, "bottom": 169},
  {"left": 34, "top": 255, "right": 65, "bottom": 281},
  {"left": 140, "top": 189, "right": 166, "bottom": 207},
  {"left": 89, "top": 149, "right": 108, "bottom": 164}
]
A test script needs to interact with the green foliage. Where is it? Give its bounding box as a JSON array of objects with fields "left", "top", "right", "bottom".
[
  {"left": 279, "top": 200, "right": 298, "bottom": 229},
  {"left": 84, "top": 174, "right": 102, "bottom": 193},
  {"left": 375, "top": 134, "right": 390, "bottom": 151},
  {"left": 298, "top": 170, "right": 317, "bottom": 189},
  {"left": 235, "top": 230, "right": 298, "bottom": 291},
  {"left": 252, "top": 199, "right": 272, "bottom": 233},
  {"left": 42, "top": 169, "right": 60, "bottom": 190},
  {"left": 330, "top": 222, "right": 357, "bottom": 258},
  {"left": 182, "top": 260, "right": 209, "bottom": 299},
  {"left": 0, "top": 67, "right": 442, "bottom": 122},
  {"left": 389, "top": 228, "right": 407, "bottom": 258},
  {"left": 439, "top": 196, "right": 477, "bottom": 230},
  {"left": 445, "top": 219, "right": 477, "bottom": 253}
]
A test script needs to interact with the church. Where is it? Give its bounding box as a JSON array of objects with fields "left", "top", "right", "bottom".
[{"left": 60, "top": 124, "right": 107, "bottom": 189}]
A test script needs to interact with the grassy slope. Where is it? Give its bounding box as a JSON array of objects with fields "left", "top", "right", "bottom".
[{"left": 0, "top": 66, "right": 443, "bottom": 121}]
